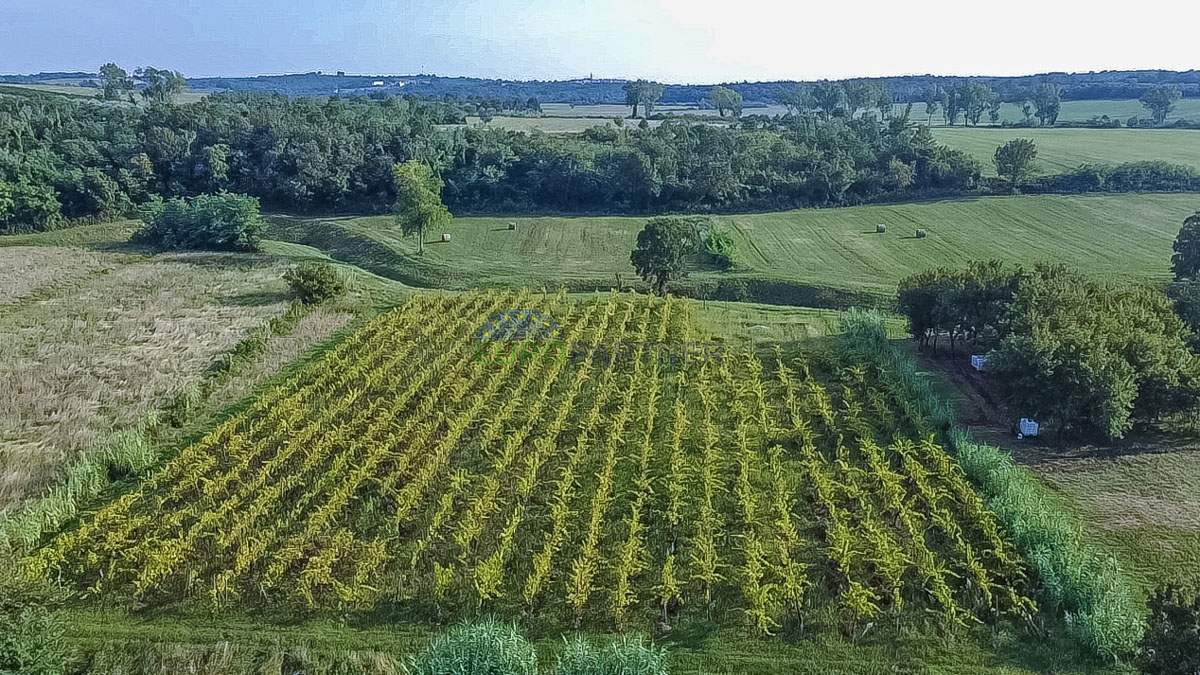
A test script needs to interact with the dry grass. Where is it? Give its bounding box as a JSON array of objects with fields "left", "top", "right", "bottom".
[
  {"left": 0, "top": 246, "right": 117, "bottom": 305},
  {"left": 0, "top": 252, "right": 295, "bottom": 510}
]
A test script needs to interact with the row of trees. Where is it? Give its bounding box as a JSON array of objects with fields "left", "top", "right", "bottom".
[
  {"left": 897, "top": 213, "right": 1200, "bottom": 440},
  {"left": 0, "top": 85, "right": 989, "bottom": 229},
  {"left": 917, "top": 81, "right": 1184, "bottom": 127}
]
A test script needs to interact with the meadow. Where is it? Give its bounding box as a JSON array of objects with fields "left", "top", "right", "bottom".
[
  {"left": 276, "top": 193, "right": 1196, "bottom": 300},
  {"left": 932, "top": 127, "right": 1200, "bottom": 174}
]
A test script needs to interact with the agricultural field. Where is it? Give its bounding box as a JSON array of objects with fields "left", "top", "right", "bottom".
[
  {"left": 279, "top": 193, "right": 1196, "bottom": 299},
  {"left": 932, "top": 127, "right": 1200, "bottom": 174},
  {"left": 26, "top": 291, "right": 1035, "bottom": 641},
  {"left": 0, "top": 227, "right": 359, "bottom": 513}
]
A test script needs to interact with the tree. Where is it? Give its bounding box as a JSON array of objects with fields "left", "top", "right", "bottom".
[
  {"left": 709, "top": 86, "right": 743, "bottom": 118},
  {"left": 630, "top": 216, "right": 701, "bottom": 295},
  {"left": 0, "top": 577, "right": 66, "bottom": 675},
  {"left": 133, "top": 192, "right": 264, "bottom": 251},
  {"left": 1030, "top": 82, "right": 1062, "bottom": 127},
  {"left": 136, "top": 66, "right": 186, "bottom": 103},
  {"left": 1138, "top": 586, "right": 1200, "bottom": 675},
  {"left": 393, "top": 160, "right": 451, "bottom": 255},
  {"left": 993, "top": 139, "right": 1038, "bottom": 193},
  {"left": 1141, "top": 85, "right": 1182, "bottom": 126},
  {"left": 777, "top": 83, "right": 813, "bottom": 114},
  {"left": 811, "top": 81, "right": 846, "bottom": 116},
  {"left": 923, "top": 86, "right": 942, "bottom": 126},
  {"left": 623, "top": 80, "right": 663, "bottom": 118},
  {"left": 1173, "top": 212, "right": 1200, "bottom": 281},
  {"left": 98, "top": 62, "right": 133, "bottom": 101}
]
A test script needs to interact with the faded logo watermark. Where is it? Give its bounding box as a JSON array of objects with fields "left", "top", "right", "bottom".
[{"left": 472, "top": 309, "right": 723, "bottom": 366}]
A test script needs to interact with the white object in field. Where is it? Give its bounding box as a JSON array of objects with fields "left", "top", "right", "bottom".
[
  {"left": 876, "top": 224, "right": 887, "bottom": 233},
  {"left": 1019, "top": 418, "right": 1039, "bottom": 437},
  {"left": 971, "top": 354, "right": 987, "bottom": 371},
  {"left": 508, "top": 221, "right": 516, "bottom": 230},
  {"left": 441, "top": 233, "right": 452, "bottom": 242},
  {"left": 916, "top": 229, "right": 927, "bottom": 238}
]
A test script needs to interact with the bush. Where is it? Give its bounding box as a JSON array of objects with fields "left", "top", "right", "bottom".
[
  {"left": 0, "top": 576, "right": 66, "bottom": 675},
  {"left": 285, "top": 262, "right": 347, "bottom": 304},
  {"left": 1138, "top": 586, "right": 1200, "bottom": 675},
  {"left": 702, "top": 228, "right": 737, "bottom": 270},
  {"left": 551, "top": 635, "right": 668, "bottom": 675},
  {"left": 406, "top": 617, "right": 537, "bottom": 675},
  {"left": 133, "top": 192, "right": 264, "bottom": 251}
]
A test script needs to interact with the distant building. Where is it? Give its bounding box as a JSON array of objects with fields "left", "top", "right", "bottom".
[
  {"left": 336, "top": 71, "right": 346, "bottom": 77},
  {"left": 372, "top": 80, "right": 385, "bottom": 86}
]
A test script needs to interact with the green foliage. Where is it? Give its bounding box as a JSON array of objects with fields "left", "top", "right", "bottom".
[
  {"left": 406, "top": 617, "right": 537, "bottom": 675},
  {"left": 622, "top": 80, "right": 664, "bottom": 118},
  {"left": 989, "top": 265, "right": 1199, "bottom": 438},
  {"left": 708, "top": 86, "right": 743, "bottom": 118},
  {"left": 133, "top": 192, "right": 264, "bottom": 251},
  {"left": 0, "top": 576, "right": 66, "bottom": 675},
  {"left": 1138, "top": 586, "right": 1200, "bottom": 675},
  {"left": 1140, "top": 85, "right": 1182, "bottom": 126},
  {"left": 630, "top": 216, "right": 703, "bottom": 295},
  {"left": 0, "top": 180, "right": 62, "bottom": 234},
  {"left": 1030, "top": 83, "right": 1063, "bottom": 127},
  {"left": 135, "top": 66, "right": 186, "bottom": 103},
  {"left": 1173, "top": 212, "right": 1200, "bottom": 281},
  {"left": 285, "top": 262, "right": 347, "bottom": 304},
  {"left": 993, "top": 139, "right": 1038, "bottom": 192},
  {"left": 1167, "top": 280, "right": 1200, "bottom": 351},
  {"left": 551, "top": 635, "right": 668, "bottom": 675},
  {"left": 393, "top": 160, "right": 451, "bottom": 255},
  {"left": 701, "top": 228, "right": 737, "bottom": 270},
  {"left": 98, "top": 63, "right": 133, "bottom": 101},
  {"left": 896, "top": 261, "right": 1020, "bottom": 353}
]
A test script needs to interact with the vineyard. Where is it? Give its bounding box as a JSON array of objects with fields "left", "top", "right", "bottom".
[{"left": 26, "top": 290, "right": 1034, "bottom": 634}]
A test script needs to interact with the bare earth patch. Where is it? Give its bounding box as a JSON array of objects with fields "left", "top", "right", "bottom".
[{"left": 0, "top": 252, "right": 294, "bottom": 510}]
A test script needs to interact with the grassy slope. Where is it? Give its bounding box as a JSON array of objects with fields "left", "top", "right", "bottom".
[
  {"left": 280, "top": 193, "right": 1195, "bottom": 299},
  {"left": 932, "top": 127, "right": 1200, "bottom": 175}
]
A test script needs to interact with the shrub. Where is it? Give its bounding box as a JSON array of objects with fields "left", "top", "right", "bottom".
[
  {"left": 0, "top": 576, "right": 66, "bottom": 675},
  {"left": 133, "top": 192, "right": 264, "bottom": 251},
  {"left": 551, "top": 635, "right": 668, "bottom": 675},
  {"left": 702, "top": 228, "right": 737, "bottom": 270},
  {"left": 406, "top": 617, "right": 537, "bottom": 675},
  {"left": 0, "top": 180, "right": 63, "bottom": 234},
  {"left": 1138, "top": 586, "right": 1200, "bottom": 675},
  {"left": 285, "top": 262, "right": 347, "bottom": 304}
]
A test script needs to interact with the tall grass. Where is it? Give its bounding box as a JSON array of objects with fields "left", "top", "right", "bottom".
[
  {"left": 406, "top": 617, "right": 538, "bottom": 675},
  {"left": 838, "top": 309, "right": 1145, "bottom": 659}
]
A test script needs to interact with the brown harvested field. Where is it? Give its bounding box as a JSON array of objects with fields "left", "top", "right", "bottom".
[{"left": 0, "top": 250, "right": 299, "bottom": 510}]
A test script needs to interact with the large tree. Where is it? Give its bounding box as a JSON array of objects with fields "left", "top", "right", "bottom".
[
  {"left": 623, "top": 80, "right": 664, "bottom": 118},
  {"left": 1141, "top": 85, "right": 1182, "bottom": 126},
  {"left": 708, "top": 86, "right": 743, "bottom": 118},
  {"left": 393, "top": 160, "right": 451, "bottom": 255},
  {"left": 923, "top": 86, "right": 942, "bottom": 126},
  {"left": 1173, "top": 212, "right": 1200, "bottom": 281},
  {"left": 1030, "top": 83, "right": 1062, "bottom": 127},
  {"left": 135, "top": 67, "right": 186, "bottom": 103},
  {"left": 98, "top": 63, "right": 133, "bottom": 101},
  {"left": 993, "top": 139, "right": 1038, "bottom": 193},
  {"left": 630, "top": 216, "right": 701, "bottom": 295}
]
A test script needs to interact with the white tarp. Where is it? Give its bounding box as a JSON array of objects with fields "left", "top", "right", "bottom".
[
  {"left": 1019, "top": 418, "right": 1039, "bottom": 437},
  {"left": 971, "top": 355, "right": 987, "bottom": 371}
]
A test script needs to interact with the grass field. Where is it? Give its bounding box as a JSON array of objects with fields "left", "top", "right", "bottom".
[
  {"left": 274, "top": 193, "right": 1196, "bottom": 300},
  {"left": 905, "top": 98, "right": 1200, "bottom": 126},
  {"left": 932, "top": 127, "right": 1200, "bottom": 174}
]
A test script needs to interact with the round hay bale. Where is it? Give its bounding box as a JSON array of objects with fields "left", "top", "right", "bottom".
[
  {"left": 875, "top": 224, "right": 887, "bottom": 233},
  {"left": 915, "top": 229, "right": 927, "bottom": 239},
  {"left": 441, "top": 233, "right": 452, "bottom": 242},
  {"left": 507, "top": 222, "right": 516, "bottom": 230}
]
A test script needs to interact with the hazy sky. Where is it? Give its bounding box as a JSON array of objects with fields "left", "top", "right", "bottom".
[{"left": 2, "top": 0, "right": 1195, "bottom": 81}]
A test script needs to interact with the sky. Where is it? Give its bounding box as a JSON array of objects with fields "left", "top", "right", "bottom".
[{"left": 1, "top": 0, "right": 1196, "bottom": 82}]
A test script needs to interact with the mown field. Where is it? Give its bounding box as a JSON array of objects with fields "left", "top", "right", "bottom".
[
  {"left": 277, "top": 193, "right": 1196, "bottom": 299},
  {"left": 932, "top": 127, "right": 1200, "bottom": 174}
]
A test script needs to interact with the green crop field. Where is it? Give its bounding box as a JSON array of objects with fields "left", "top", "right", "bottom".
[
  {"left": 932, "top": 127, "right": 1200, "bottom": 174},
  {"left": 276, "top": 193, "right": 1196, "bottom": 299}
]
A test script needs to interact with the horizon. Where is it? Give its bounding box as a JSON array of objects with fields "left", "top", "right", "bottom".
[{"left": 2, "top": 0, "right": 1196, "bottom": 82}]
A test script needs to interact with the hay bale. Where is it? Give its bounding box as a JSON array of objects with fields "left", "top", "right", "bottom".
[
  {"left": 507, "top": 222, "right": 516, "bottom": 231},
  {"left": 875, "top": 224, "right": 887, "bottom": 233},
  {"left": 441, "top": 233, "right": 452, "bottom": 242},
  {"left": 915, "top": 229, "right": 927, "bottom": 239}
]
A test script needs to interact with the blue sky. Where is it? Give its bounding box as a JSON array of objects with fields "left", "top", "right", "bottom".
[{"left": 1, "top": 0, "right": 1194, "bottom": 81}]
